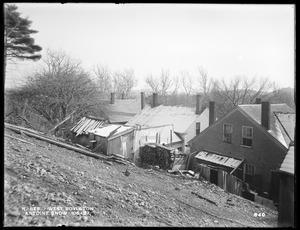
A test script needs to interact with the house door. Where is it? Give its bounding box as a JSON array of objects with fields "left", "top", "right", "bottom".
[{"left": 210, "top": 169, "right": 218, "bottom": 185}]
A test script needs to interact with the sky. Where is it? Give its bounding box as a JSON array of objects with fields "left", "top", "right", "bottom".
[{"left": 5, "top": 3, "right": 295, "bottom": 91}]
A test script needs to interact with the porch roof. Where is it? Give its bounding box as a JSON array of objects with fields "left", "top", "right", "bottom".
[{"left": 195, "top": 151, "right": 243, "bottom": 170}]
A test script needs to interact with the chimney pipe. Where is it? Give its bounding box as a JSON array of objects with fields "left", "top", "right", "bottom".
[
  {"left": 196, "top": 94, "right": 202, "bottom": 115},
  {"left": 141, "top": 92, "right": 145, "bottom": 110},
  {"left": 209, "top": 101, "right": 215, "bottom": 126},
  {"left": 261, "top": 101, "right": 270, "bottom": 130},
  {"left": 255, "top": 98, "right": 262, "bottom": 104},
  {"left": 110, "top": 92, "right": 115, "bottom": 104},
  {"left": 153, "top": 93, "right": 158, "bottom": 108}
]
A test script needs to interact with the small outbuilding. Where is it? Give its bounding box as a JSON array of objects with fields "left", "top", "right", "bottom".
[
  {"left": 89, "top": 124, "right": 134, "bottom": 159},
  {"left": 69, "top": 116, "right": 107, "bottom": 147},
  {"left": 277, "top": 141, "right": 295, "bottom": 227}
]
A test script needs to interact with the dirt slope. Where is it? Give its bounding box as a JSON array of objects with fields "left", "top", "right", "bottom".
[{"left": 4, "top": 129, "right": 278, "bottom": 227}]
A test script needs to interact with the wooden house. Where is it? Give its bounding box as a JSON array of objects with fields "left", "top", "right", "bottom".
[
  {"left": 126, "top": 93, "right": 213, "bottom": 154},
  {"left": 188, "top": 101, "right": 295, "bottom": 201}
]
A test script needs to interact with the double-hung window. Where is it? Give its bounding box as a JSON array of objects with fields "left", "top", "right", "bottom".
[
  {"left": 223, "top": 124, "right": 233, "bottom": 143},
  {"left": 242, "top": 126, "right": 253, "bottom": 147}
]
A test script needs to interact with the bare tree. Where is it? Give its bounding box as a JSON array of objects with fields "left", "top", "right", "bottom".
[
  {"left": 112, "top": 68, "right": 137, "bottom": 98},
  {"left": 20, "top": 49, "right": 98, "bottom": 123},
  {"left": 198, "top": 67, "right": 212, "bottom": 96},
  {"left": 145, "top": 73, "right": 160, "bottom": 93},
  {"left": 171, "top": 75, "right": 180, "bottom": 95},
  {"left": 212, "top": 75, "right": 278, "bottom": 116},
  {"left": 92, "top": 64, "right": 112, "bottom": 99},
  {"left": 145, "top": 68, "right": 173, "bottom": 103},
  {"left": 180, "top": 70, "right": 193, "bottom": 105},
  {"left": 160, "top": 69, "right": 173, "bottom": 103}
]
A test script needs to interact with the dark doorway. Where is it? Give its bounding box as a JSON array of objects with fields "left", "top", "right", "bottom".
[{"left": 210, "top": 169, "right": 218, "bottom": 185}]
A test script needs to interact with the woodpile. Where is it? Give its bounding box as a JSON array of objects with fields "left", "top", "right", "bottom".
[{"left": 140, "top": 144, "right": 173, "bottom": 170}]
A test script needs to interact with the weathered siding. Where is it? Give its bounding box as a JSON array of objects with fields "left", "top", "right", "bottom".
[
  {"left": 94, "top": 135, "right": 107, "bottom": 153},
  {"left": 190, "top": 109, "right": 287, "bottom": 194},
  {"left": 278, "top": 173, "right": 294, "bottom": 227},
  {"left": 193, "top": 163, "right": 243, "bottom": 196},
  {"left": 108, "top": 131, "right": 134, "bottom": 159}
]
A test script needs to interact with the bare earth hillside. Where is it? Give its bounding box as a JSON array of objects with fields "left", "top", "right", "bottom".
[{"left": 4, "top": 129, "right": 278, "bottom": 227}]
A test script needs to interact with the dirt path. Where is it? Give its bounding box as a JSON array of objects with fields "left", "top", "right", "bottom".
[{"left": 4, "top": 129, "right": 278, "bottom": 227}]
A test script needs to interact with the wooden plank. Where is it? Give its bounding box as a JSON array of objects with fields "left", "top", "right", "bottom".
[
  {"left": 5, "top": 124, "right": 109, "bottom": 161},
  {"left": 4, "top": 134, "right": 35, "bottom": 146},
  {"left": 71, "top": 117, "right": 86, "bottom": 132},
  {"left": 46, "top": 110, "right": 76, "bottom": 134},
  {"left": 76, "top": 118, "right": 93, "bottom": 136},
  {"left": 5, "top": 123, "right": 43, "bottom": 135}
]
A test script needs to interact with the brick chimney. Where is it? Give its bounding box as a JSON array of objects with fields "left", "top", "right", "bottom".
[
  {"left": 209, "top": 101, "right": 215, "bottom": 126},
  {"left": 196, "top": 94, "right": 202, "bottom": 115},
  {"left": 110, "top": 92, "right": 115, "bottom": 104},
  {"left": 255, "top": 98, "right": 262, "bottom": 104},
  {"left": 141, "top": 92, "right": 145, "bottom": 110},
  {"left": 152, "top": 93, "right": 158, "bottom": 108},
  {"left": 261, "top": 101, "right": 270, "bottom": 130}
]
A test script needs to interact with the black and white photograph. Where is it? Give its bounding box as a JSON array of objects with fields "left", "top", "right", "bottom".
[{"left": 3, "top": 3, "right": 295, "bottom": 227}]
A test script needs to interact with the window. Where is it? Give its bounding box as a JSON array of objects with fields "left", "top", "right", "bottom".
[
  {"left": 244, "top": 164, "right": 255, "bottom": 187},
  {"left": 245, "top": 164, "right": 255, "bottom": 175},
  {"left": 196, "top": 122, "right": 201, "bottom": 135},
  {"left": 242, "top": 126, "right": 253, "bottom": 147},
  {"left": 223, "top": 124, "right": 232, "bottom": 143}
]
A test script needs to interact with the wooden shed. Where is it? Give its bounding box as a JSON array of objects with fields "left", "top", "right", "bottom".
[
  {"left": 69, "top": 116, "right": 107, "bottom": 147},
  {"left": 89, "top": 124, "right": 134, "bottom": 159}
]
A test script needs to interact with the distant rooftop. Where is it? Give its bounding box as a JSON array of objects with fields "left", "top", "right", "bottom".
[{"left": 100, "top": 99, "right": 149, "bottom": 123}]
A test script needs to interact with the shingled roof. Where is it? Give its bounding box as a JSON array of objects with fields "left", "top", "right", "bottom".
[{"left": 238, "top": 104, "right": 295, "bottom": 148}]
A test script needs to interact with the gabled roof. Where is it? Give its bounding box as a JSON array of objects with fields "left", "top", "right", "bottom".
[
  {"left": 100, "top": 99, "right": 149, "bottom": 123},
  {"left": 188, "top": 103, "right": 295, "bottom": 150},
  {"left": 279, "top": 142, "right": 294, "bottom": 175},
  {"left": 126, "top": 105, "right": 207, "bottom": 134},
  {"left": 70, "top": 117, "right": 107, "bottom": 136},
  {"left": 239, "top": 104, "right": 295, "bottom": 148}
]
